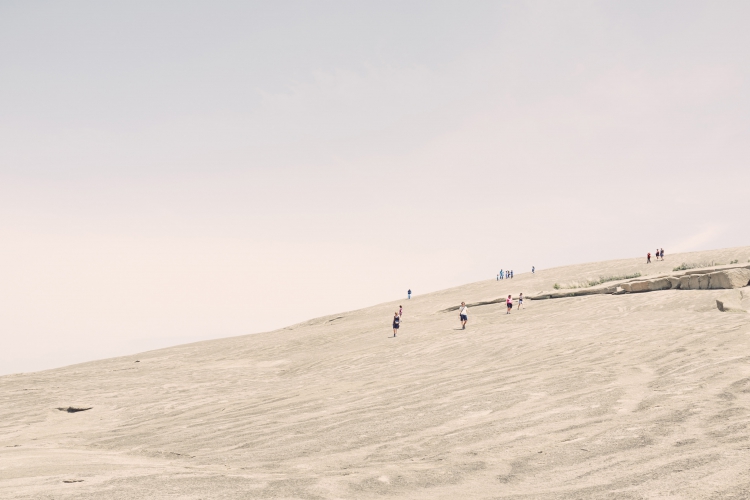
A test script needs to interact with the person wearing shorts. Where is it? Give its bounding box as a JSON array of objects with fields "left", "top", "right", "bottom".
[
  {"left": 506, "top": 295, "right": 513, "bottom": 314},
  {"left": 518, "top": 292, "right": 524, "bottom": 309},
  {"left": 459, "top": 302, "right": 468, "bottom": 329},
  {"left": 393, "top": 312, "right": 400, "bottom": 337}
]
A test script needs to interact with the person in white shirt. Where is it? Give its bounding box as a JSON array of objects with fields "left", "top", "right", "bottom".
[{"left": 459, "top": 302, "right": 468, "bottom": 329}]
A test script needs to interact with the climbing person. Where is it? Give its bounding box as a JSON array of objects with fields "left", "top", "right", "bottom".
[
  {"left": 459, "top": 302, "right": 468, "bottom": 329},
  {"left": 518, "top": 292, "right": 524, "bottom": 309},
  {"left": 647, "top": 252, "right": 651, "bottom": 264},
  {"left": 392, "top": 312, "right": 400, "bottom": 337},
  {"left": 408, "top": 289, "right": 412, "bottom": 299},
  {"left": 506, "top": 295, "right": 513, "bottom": 314}
]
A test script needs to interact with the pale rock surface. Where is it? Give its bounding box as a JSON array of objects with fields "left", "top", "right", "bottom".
[{"left": 3, "top": 246, "right": 750, "bottom": 499}]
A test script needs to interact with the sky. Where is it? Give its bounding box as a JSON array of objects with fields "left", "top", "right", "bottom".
[{"left": 1, "top": 1, "right": 749, "bottom": 375}]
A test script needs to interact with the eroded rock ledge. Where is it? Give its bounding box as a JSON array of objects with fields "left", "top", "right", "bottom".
[{"left": 530, "top": 266, "right": 750, "bottom": 300}]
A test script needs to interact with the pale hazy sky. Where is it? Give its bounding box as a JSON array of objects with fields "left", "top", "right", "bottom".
[{"left": 2, "top": 1, "right": 749, "bottom": 375}]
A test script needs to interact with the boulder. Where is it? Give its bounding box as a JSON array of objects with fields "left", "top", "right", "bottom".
[
  {"left": 708, "top": 268, "right": 750, "bottom": 289},
  {"left": 716, "top": 299, "right": 747, "bottom": 313},
  {"left": 646, "top": 278, "right": 672, "bottom": 291},
  {"left": 628, "top": 281, "right": 652, "bottom": 293},
  {"left": 679, "top": 275, "right": 692, "bottom": 290}
]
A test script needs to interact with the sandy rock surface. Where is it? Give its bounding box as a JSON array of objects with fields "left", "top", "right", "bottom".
[{"left": 2, "top": 246, "right": 750, "bottom": 499}]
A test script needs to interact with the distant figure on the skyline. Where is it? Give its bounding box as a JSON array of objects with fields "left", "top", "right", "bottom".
[
  {"left": 532, "top": 266, "right": 535, "bottom": 274},
  {"left": 656, "top": 248, "right": 660, "bottom": 261},
  {"left": 647, "top": 252, "right": 651, "bottom": 264},
  {"left": 506, "top": 270, "right": 509, "bottom": 279},
  {"left": 506, "top": 295, "right": 513, "bottom": 314},
  {"left": 499, "top": 269, "right": 503, "bottom": 279},
  {"left": 392, "top": 312, "right": 400, "bottom": 337},
  {"left": 518, "top": 292, "right": 524, "bottom": 309},
  {"left": 459, "top": 302, "right": 468, "bottom": 329},
  {"left": 496, "top": 273, "right": 499, "bottom": 281},
  {"left": 660, "top": 248, "right": 665, "bottom": 260},
  {"left": 510, "top": 270, "right": 514, "bottom": 279},
  {"left": 407, "top": 289, "right": 411, "bottom": 299}
]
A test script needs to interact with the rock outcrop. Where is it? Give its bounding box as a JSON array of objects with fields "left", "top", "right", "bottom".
[{"left": 530, "top": 267, "right": 750, "bottom": 300}]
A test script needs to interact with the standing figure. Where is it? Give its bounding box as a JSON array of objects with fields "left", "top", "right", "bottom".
[
  {"left": 399, "top": 305, "right": 403, "bottom": 318},
  {"left": 506, "top": 295, "right": 513, "bottom": 314},
  {"left": 392, "top": 312, "right": 400, "bottom": 337},
  {"left": 518, "top": 292, "right": 524, "bottom": 309},
  {"left": 532, "top": 266, "right": 535, "bottom": 274},
  {"left": 647, "top": 252, "right": 651, "bottom": 264},
  {"left": 459, "top": 302, "right": 468, "bottom": 330},
  {"left": 660, "top": 248, "right": 665, "bottom": 260},
  {"left": 511, "top": 270, "right": 514, "bottom": 279},
  {"left": 408, "top": 289, "right": 412, "bottom": 299},
  {"left": 499, "top": 269, "right": 503, "bottom": 280}
]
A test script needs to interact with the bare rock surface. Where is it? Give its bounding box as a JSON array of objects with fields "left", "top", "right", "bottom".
[{"left": 2, "top": 246, "right": 750, "bottom": 499}]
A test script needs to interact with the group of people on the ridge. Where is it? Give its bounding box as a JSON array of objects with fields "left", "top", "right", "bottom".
[
  {"left": 647, "top": 248, "right": 665, "bottom": 264},
  {"left": 497, "top": 266, "right": 534, "bottom": 280},
  {"left": 497, "top": 269, "right": 514, "bottom": 280}
]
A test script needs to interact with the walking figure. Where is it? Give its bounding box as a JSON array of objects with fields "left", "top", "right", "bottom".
[
  {"left": 459, "top": 302, "right": 468, "bottom": 329},
  {"left": 399, "top": 305, "right": 403, "bottom": 318},
  {"left": 518, "top": 292, "right": 524, "bottom": 309},
  {"left": 647, "top": 252, "right": 651, "bottom": 264},
  {"left": 660, "top": 248, "right": 665, "bottom": 260},
  {"left": 506, "top": 295, "right": 513, "bottom": 314},
  {"left": 408, "top": 289, "right": 411, "bottom": 299},
  {"left": 392, "top": 312, "right": 400, "bottom": 337}
]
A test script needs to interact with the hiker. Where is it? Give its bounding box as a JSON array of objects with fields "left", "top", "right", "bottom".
[
  {"left": 647, "top": 252, "right": 651, "bottom": 264},
  {"left": 506, "top": 295, "right": 513, "bottom": 314},
  {"left": 393, "top": 312, "right": 400, "bottom": 337},
  {"left": 408, "top": 289, "right": 411, "bottom": 299},
  {"left": 660, "top": 248, "right": 665, "bottom": 260},
  {"left": 459, "top": 302, "right": 468, "bottom": 329},
  {"left": 532, "top": 266, "right": 535, "bottom": 274},
  {"left": 399, "top": 305, "right": 403, "bottom": 318},
  {"left": 518, "top": 292, "right": 524, "bottom": 309}
]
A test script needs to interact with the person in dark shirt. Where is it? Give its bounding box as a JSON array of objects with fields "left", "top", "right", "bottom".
[{"left": 392, "top": 312, "right": 400, "bottom": 337}]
